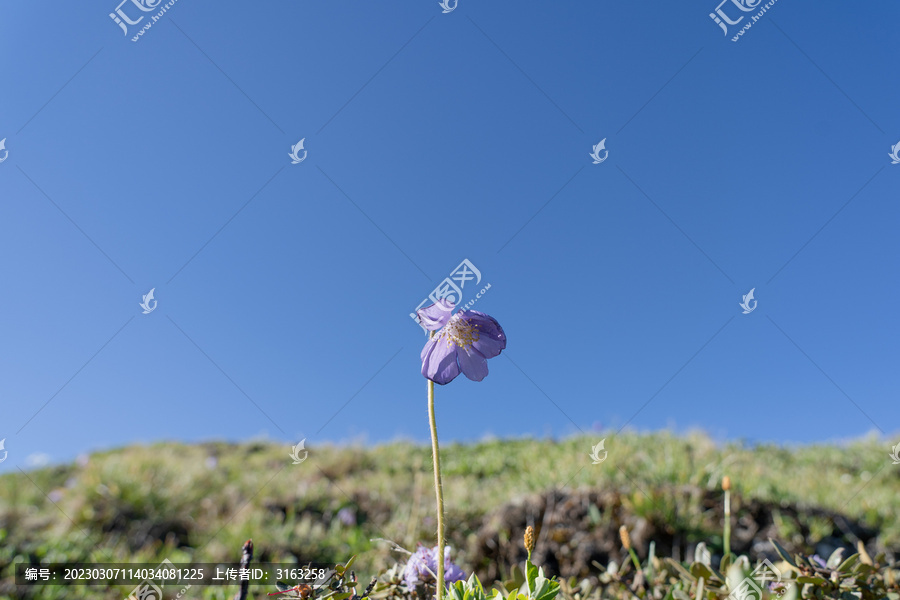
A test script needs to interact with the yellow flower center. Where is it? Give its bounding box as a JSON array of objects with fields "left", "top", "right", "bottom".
[{"left": 443, "top": 315, "right": 480, "bottom": 351}]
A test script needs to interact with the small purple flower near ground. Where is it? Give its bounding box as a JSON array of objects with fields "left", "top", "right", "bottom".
[
  {"left": 417, "top": 299, "right": 507, "bottom": 385},
  {"left": 336, "top": 507, "right": 357, "bottom": 526},
  {"left": 768, "top": 582, "right": 788, "bottom": 596},
  {"left": 403, "top": 544, "right": 466, "bottom": 590}
]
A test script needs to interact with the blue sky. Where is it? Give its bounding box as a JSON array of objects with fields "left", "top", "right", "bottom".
[{"left": 1, "top": 1, "right": 897, "bottom": 472}]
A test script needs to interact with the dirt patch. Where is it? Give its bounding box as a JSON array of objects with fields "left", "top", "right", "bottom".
[{"left": 466, "top": 487, "right": 881, "bottom": 583}]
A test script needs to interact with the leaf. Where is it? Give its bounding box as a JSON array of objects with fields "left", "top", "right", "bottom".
[
  {"left": 837, "top": 554, "right": 860, "bottom": 574},
  {"left": 506, "top": 564, "right": 525, "bottom": 589},
  {"left": 344, "top": 556, "right": 357, "bottom": 572},
  {"left": 532, "top": 576, "right": 560, "bottom": 600},
  {"left": 525, "top": 560, "right": 539, "bottom": 593},
  {"left": 797, "top": 576, "right": 828, "bottom": 585},
  {"left": 448, "top": 582, "right": 467, "bottom": 600},
  {"left": 719, "top": 553, "right": 734, "bottom": 574},
  {"left": 826, "top": 548, "right": 846, "bottom": 569},
  {"left": 769, "top": 539, "right": 798, "bottom": 568},
  {"left": 690, "top": 562, "right": 716, "bottom": 581},
  {"left": 664, "top": 558, "right": 696, "bottom": 583},
  {"left": 726, "top": 557, "right": 751, "bottom": 593},
  {"left": 694, "top": 542, "right": 711, "bottom": 566},
  {"left": 856, "top": 541, "right": 873, "bottom": 566}
]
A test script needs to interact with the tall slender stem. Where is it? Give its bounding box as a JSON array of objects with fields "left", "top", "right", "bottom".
[
  {"left": 427, "top": 342, "right": 445, "bottom": 600},
  {"left": 723, "top": 489, "right": 731, "bottom": 557}
]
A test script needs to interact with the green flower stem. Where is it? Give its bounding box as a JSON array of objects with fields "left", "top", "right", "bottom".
[
  {"left": 628, "top": 548, "right": 642, "bottom": 575},
  {"left": 525, "top": 544, "right": 533, "bottom": 597},
  {"left": 723, "top": 489, "right": 731, "bottom": 557},
  {"left": 427, "top": 338, "right": 446, "bottom": 600}
]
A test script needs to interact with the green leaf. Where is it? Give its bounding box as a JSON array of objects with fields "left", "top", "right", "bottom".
[
  {"left": 797, "top": 576, "right": 828, "bottom": 585},
  {"left": 769, "top": 539, "right": 798, "bottom": 568},
  {"left": 507, "top": 565, "right": 525, "bottom": 590},
  {"left": 448, "top": 581, "right": 467, "bottom": 600},
  {"left": 719, "top": 553, "right": 734, "bottom": 574},
  {"left": 531, "top": 573, "right": 560, "bottom": 600},
  {"left": 525, "top": 560, "right": 539, "bottom": 593},
  {"left": 344, "top": 556, "right": 357, "bottom": 573},
  {"left": 690, "top": 563, "right": 716, "bottom": 581},
  {"left": 837, "top": 554, "right": 860, "bottom": 574},
  {"left": 664, "top": 558, "right": 696, "bottom": 583},
  {"left": 826, "top": 548, "right": 846, "bottom": 569}
]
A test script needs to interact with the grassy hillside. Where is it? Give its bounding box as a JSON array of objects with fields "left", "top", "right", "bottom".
[{"left": 1, "top": 432, "right": 898, "bottom": 599}]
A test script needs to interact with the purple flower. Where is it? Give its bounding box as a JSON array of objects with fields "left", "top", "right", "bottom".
[
  {"left": 402, "top": 544, "right": 466, "bottom": 590},
  {"left": 810, "top": 554, "right": 827, "bottom": 568},
  {"left": 417, "top": 299, "right": 506, "bottom": 385},
  {"left": 768, "top": 582, "right": 788, "bottom": 596},
  {"left": 336, "top": 507, "right": 357, "bottom": 526}
]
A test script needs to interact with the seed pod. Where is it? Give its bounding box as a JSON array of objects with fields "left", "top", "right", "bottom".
[
  {"left": 524, "top": 525, "right": 535, "bottom": 554},
  {"left": 619, "top": 525, "right": 631, "bottom": 550}
]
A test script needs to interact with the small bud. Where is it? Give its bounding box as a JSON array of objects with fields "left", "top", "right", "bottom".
[
  {"left": 619, "top": 525, "right": 631, "bottom": 550},
  {"left": 722, "top": 476, "right": 731, "bottom": 491},
  {"left": 524, "top": 525, "right": 535, "bottom": 554}
]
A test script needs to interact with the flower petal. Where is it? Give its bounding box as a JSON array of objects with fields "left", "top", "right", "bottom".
[
  {"left": 421, "top": 333, "right": 461, "bottom": 385},
  {"left": 456, "top": 344, "right": 489, "bottom": 381},
  {"left": 417, "top": 299, "right": 455, "bottom": 331},
  {"left": 461, "top": 311, "right": 507, "bottom": 358}
]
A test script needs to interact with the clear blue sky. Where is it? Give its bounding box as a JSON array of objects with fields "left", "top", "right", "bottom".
[{"left": 1, "top": 1, "right": 897, "bottom": 472}]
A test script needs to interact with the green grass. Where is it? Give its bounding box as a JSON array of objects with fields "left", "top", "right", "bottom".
[{"left": 0, "top": 431, "right": 897, "bottom": 599}]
